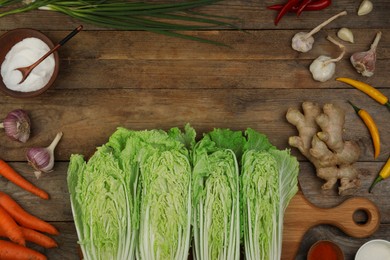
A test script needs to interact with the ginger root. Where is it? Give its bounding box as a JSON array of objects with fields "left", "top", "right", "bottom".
[{"left": 286, "top": 102, "right": 361, "bottom": 194}]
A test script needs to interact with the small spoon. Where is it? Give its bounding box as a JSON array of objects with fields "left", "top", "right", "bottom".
[{"left": 16, "top": 25, "right": 83, "bottom": 84}]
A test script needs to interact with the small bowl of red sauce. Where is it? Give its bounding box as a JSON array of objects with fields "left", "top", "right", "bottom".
[{"left": 307, "top": 240, "right": 344, "bottom": 260}]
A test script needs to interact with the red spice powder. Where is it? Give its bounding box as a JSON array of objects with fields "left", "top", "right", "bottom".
[{"left": 308, "top": 241, "right": 343, "bottom": 260}]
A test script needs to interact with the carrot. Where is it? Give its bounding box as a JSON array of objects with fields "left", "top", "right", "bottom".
[
  {"left": 21, "top": 227, "right": 58, "bottom": 248},
  {"left": 0, "top": 225, "right": 58, "bottom": 249},
  {"left": 0, "top": 192, "right": 59, "bottom": 235},
  {"left": 0, "top": 206, "right": 25, "bottom": 246},
  {"left": 0, "top": 240, "right": 47, "bottom": 260},
  {"left": 0, "top": 160, "right": 49, "bottom": 200}
]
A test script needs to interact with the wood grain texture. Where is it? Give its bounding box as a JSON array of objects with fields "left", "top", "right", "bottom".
[
  {"left": 0, "top": 89, "right": 389, "bottom": 161},
  {"left": 0, "top": 0, "right": 389, "bottom": 259}
]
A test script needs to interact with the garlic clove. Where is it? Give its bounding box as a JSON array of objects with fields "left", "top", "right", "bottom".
[
  {"left": 358, "top": 0, "right": 373, "bottom": 16},
  {"left": 337, "top": 28, "right": 354, "bottom": 43},
  {"left": 0, "top": 109, "right": 31, "bottom": 143}
]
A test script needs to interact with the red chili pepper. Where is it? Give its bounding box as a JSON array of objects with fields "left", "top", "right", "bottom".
[
  {"left": 274, "top": 0, "right": 301, "bottom": 25},
  {"left": 268, "top": 0, "right": 331, "bottom": 12},
  {"left": 297, "top": 0, "right": 312, "bottom": 16}
]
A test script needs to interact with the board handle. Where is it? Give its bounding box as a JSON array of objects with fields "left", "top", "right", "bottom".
[
  {"left": 282, "top": 193, "right": 380, "bottom": 260},
  {"left": 320, "top": 197, "right": 380, "bottom": 238}
]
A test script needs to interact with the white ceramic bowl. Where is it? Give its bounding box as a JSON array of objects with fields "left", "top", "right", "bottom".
[{"left": 355, "top": 239, "right": 390, "bottom": 260}]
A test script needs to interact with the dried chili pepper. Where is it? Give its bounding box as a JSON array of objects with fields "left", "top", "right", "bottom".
[
  {"left": 369, "top": 156, "right": 390, "bottom": 193},
  {"left": 274, "top": 0, "right": 300, "bottom": 25},
  {"left": 348, "top": 101, "right": 380, "bottom": 159},
  {"left": 268, "top": 0, "right": 332, "bottom": 13},
  {"left": 297, "top": 0, "right": 312, "bottom": 16},
  {"left": 337, "top": 78, "right": 390, "bottom": 110}
]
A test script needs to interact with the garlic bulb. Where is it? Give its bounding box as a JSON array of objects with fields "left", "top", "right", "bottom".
[
  {"left": 292, "top": 11, "right": 347, "bottom": 53},
  {"left": 350, "top": 31, "right": 381, "bottom": 77},
  {"left": 292, "top": 32, "right": 315, "bottom": 53},
  {"left": 0, "top": 109, "right": 31, "bottom": 143},
  {"left": 310, "top": 36, "right": 345, "bottom": 82},
  {"left": 337, "top": 28, "right": 354, "bottom": 43},
  {"left": 26, "top": 132, "right": 63, "bottom": 179},
  {"left": 310, "top": 55, "right": 336, "bottom": 82},
  {"left": 358, "top": 0, "right": 373, "bottom": 16}
]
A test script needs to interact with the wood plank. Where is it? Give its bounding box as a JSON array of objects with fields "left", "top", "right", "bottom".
[
  {"left": 0, "top": 0, "right": 388, "bottom": 30},
  {"left": 1, "top": 89, "right": 389, "bottom": 162},
  {"left": 2, "top": 29, "right": 389, "bottom": 90},
  {"left": 54, "top": 59, "right": 390, "bottom": 90},
  {"left": 4, "top": 29, "right": 388, "bottom": 61}
]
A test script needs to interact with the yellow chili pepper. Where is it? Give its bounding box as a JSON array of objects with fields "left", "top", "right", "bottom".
[
  {"left": 348, "top": 101, "right": 380, "bottom": 159},
  {"left": 369, "top": 156, "right": 390, "bottom": 193},
  {"left": 337, "top": 78, "right": 390, "bottom": 109}
]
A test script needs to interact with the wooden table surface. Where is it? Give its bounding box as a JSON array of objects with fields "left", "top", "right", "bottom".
[{"left": 0, "top": 0, "right": 389, "bottom": 259}]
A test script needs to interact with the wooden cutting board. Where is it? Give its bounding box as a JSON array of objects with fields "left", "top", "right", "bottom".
[{"left": 281, "top": 191, "right": 380, "bottom": 259}]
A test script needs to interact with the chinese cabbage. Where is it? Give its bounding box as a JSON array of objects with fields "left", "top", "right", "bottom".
[
  {"left": 241, "top": 129, "right": 299, "bottom": 260},
  {"left": 192, "top": 129, "right": 243, "bottom": 260}
]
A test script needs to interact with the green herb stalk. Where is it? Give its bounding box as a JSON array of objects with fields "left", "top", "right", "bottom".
[{"left": 0, "top": 0, "right": 236, "bottom": 45}]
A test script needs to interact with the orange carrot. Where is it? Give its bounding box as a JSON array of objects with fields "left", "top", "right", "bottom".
[
  {"left": 0, "top": 160, "right": 49, "bottom": 200},
  {"left": 0, "top": 206, "right": 25, "bottom": 246},
  {"left": 0, "top": 192, "right": 59, "bottom": 235},
  {"left": 0, "top": 240, "right": 47, "bottom": 260},
  {"left": 0, "top": 226, "right": 58, "bottom": 249},
  {"left": 21, "top": 227, "right": 58, "bottom": 248}
]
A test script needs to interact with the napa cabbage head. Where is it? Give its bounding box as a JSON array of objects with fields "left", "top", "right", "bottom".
[
  {"left": 137, "top": 125, "right": 193, "bottom": 260},
  {"left": 67, "top": 143, "right": 139, "bottom": 260},
  {"left": 192, "top": 129, "right": 244, "bottom": 260},
  {"left": 68, "top": 125, "right": 194, "bottom": 260},
  {"left": 241, "top": 128, "right": 299, "bottom": 260}
]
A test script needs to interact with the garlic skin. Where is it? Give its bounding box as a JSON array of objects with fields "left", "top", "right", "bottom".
[
  {"left": 0, "top": 109, "right": 31, "bottom": 143},
  {"left": 337, "top": 28, "right": 354, "bottom": 43},
  {"left": 310, "top": 55, "right": 336, "bottom": 82},
  {"left": 350, "top": 31, "right": 381, "bottom": 77},
  {"left": 26, "top": 132, "right": 63, "bottom": 179},
  {"left": 358, "top": 0, "right": 373, "bottom": 16}
]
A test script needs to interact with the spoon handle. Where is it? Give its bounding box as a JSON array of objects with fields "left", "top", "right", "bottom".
[
  {"left": 58, "top": 25, "right": 83, "bottom": 46},
  {"left": 27, "top": 25, "right": 83, "bottom": 71}
]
